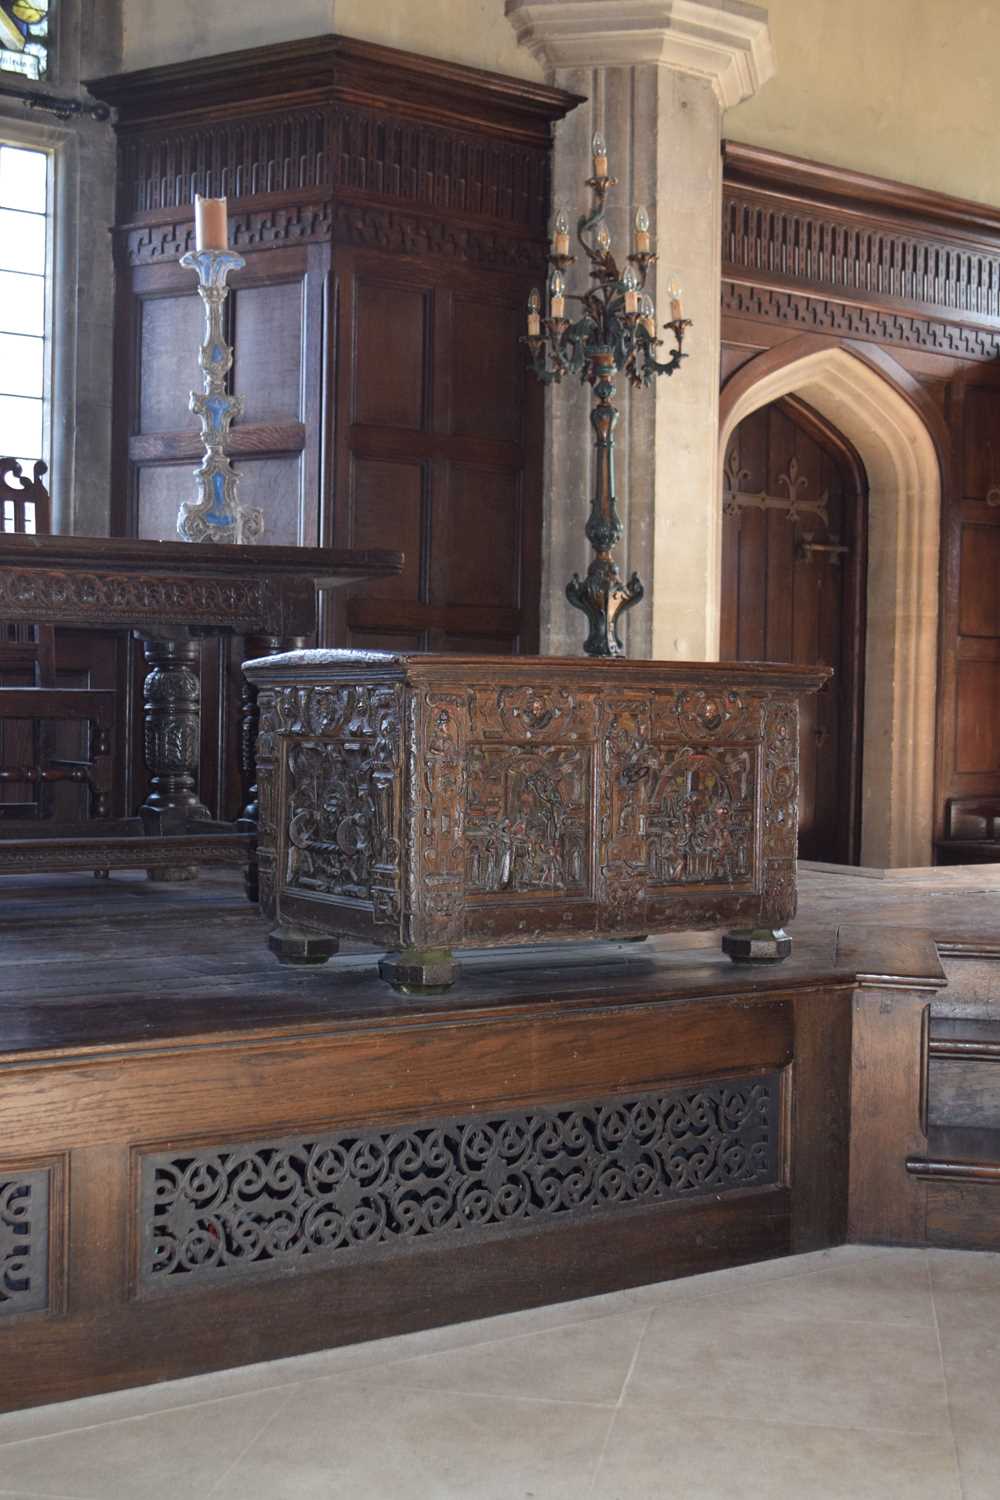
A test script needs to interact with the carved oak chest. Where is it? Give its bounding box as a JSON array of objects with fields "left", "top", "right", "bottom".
[{"left": 243, "top": 651, "right": 828, "bottom": 989}]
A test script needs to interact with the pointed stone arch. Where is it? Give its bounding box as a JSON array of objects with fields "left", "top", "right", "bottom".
[{"left": 719, "top": 337, "right": 945, "bottom": 868}]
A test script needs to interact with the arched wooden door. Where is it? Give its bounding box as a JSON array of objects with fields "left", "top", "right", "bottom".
[{"left": 721, "top": 397, "right": 868, "bottom": 864}]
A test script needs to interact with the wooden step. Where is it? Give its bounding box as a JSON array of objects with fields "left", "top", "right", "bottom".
[
  {"left": 906, "top": 1126, "right": 1000, "bottom": 1182},
  {"left": 929, "top": 1018, "right": 1000, "bottom": 1061}
]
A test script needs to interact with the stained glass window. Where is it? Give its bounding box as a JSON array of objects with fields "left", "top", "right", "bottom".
[
  {"left": 0, "top": 145, "right": 50, "bottom": 484},
  {"left": 0, "top": 1, "right": 49, "bottom": 82}
]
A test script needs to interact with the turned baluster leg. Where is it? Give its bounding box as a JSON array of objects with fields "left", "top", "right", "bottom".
[
  {"left": 239, "top": 633, "right": 303, "bottom": 903},
  {"left": 139, "top": 633, "right": 211, "bottom": 881}
]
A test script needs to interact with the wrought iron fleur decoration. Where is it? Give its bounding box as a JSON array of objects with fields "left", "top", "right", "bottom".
[
  {"left": 523, "top": 132, "right": 692, "bottom": 658},
  {"left": 177, "top": 245, "right": 263, "bottom": 545}
]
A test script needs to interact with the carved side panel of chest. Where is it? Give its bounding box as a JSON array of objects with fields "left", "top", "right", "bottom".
[{"left": 266, "top": 681, "right": 404, "bottom": 936}]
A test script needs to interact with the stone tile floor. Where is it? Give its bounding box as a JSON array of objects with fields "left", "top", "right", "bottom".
[{"left": 1, "top": 1245, "right": 997, "bottom": 1498}]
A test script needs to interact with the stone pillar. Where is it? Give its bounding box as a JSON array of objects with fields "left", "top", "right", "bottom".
[{"left": 506, "top": 0, "right": 774, "bottom": 660}]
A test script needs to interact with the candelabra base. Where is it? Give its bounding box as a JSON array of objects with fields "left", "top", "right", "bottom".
[{"left": 566, "top": 558, "right": 644, "bottom": 658}]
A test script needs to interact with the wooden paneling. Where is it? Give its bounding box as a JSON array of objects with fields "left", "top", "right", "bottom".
[
  {"left": 353, "top": 279, "right": 430, "bottom": 431},
  {"left": 231, "top": 281, "right": 303, "bottom": 424},
  {"left": 958, "top": 525, "right": 1000, "bottom": 637},
  {"left": 138, "top": 293, "right": 202, "bottom": 434},
  {"left": 955, "top": 661, "right": 1000, "bottom": 774},
  {"left": 335, "top": 250, "right": 541, "bottom": 655}
]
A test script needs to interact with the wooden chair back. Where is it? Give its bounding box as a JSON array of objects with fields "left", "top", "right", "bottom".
[
  {"left": 1, "top": 459, "right": 55, "bottom": 687},
  {"left": 1, "top": 458, "right": 52, "bottom": 535}
]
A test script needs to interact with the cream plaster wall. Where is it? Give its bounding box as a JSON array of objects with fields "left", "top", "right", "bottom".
[
  {"left": 121, "top": 0, "right": 545, "bottom": 80},
  {"left": 727, "top": 0, "right": 1000, "bottom": 207}
]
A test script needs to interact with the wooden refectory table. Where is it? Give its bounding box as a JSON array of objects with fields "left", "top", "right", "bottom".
[{"left": 0, "top": 532, "right": 402, "bottom": 876}]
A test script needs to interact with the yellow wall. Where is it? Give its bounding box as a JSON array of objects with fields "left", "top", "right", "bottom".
[
  {"left": 121, "top": 0, "right": 1000, "bottom": 207},
  {"left": 334, "top": 0, "right": 544, "bottom": 80},
  {"left": 727, "top": 0, "right": 1000, "bottom": 207},
  {"left": 121, "top": 0, "right": 545, "bottom": 82}
]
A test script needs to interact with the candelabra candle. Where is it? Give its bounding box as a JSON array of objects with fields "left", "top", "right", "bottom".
[
  {"left": 520, "top": 147, "right": 693, "bottom": 658},
  {"left": 176, "top": 246, "right": 264, "bottom": 546}
]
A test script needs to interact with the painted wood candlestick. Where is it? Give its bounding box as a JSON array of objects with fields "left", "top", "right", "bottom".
[{"left": 177, "top": 213, "right": 263, "bottom": 545}]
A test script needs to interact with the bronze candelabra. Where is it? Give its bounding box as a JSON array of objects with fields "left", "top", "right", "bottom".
[{"left": 523, "top": 133, "right": 692, "bottom": 658}]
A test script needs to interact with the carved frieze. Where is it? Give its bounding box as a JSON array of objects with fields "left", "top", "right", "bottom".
[
  {"left": 723, "top": 186, "right": 1000, "bottom": 326},
  {"left": 0, "top": 568, "right": 271, "bottom": 630},
  {"left": 137, "top": 1074, "right": 780, "bottom": 1291},
  {"left": 722, "top": 280, "right": 1000, "bottom": 362}
]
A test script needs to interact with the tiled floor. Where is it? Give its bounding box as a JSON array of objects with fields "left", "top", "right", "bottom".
[{"left": 1, "top": 1246, "right": 997, "bottom": 1498}]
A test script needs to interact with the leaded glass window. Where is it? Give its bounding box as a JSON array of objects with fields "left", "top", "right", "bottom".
[
  {"left": 0, "top": 1, "right": 49, "bottom": 82},
  {"left": 0, "top": 145, "right": 50, "bottom": 482}
]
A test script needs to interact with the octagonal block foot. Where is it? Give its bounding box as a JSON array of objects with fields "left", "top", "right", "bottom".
[
  {"left": 722, "top": 927, "right": 792, "bottom": 964},
  {"left": 268, "top": 926, "right": 340, "bottom": 967},
  {"left": 380, "top": 947, "right": 458, "bottom": 994}
]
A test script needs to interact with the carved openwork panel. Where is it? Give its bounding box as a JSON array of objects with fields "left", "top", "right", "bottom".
[
  {"left": 137, "top": 1074, "right": 780, "bottom": 1291},
  {"left": 465, "top": 744, "right": 591, "bottom": 897},
  {"left": 272, "top": 685, "right": 401, "bottom": 919},
  {"left": 0, "top": 1168, "right": 50, "bottom": 1319}
]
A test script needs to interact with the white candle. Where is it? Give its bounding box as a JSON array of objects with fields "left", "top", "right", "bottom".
[{"left": 195, "top": 195, "right": 228, "bottom": 252}]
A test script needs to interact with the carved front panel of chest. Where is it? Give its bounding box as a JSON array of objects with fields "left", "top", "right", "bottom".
[
  {"left": 644, "top": 744, "right": 757, "bottom": 889},
  {"left": 465, "top": 744, "right": 592, "bottom": 899}
]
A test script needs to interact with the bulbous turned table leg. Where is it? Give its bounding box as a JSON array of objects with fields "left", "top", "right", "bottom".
[
  {"left": 380, "top": 947, "right": 459, "bottom": 994},
  {"left": 722, "top": 928, "right": 793, "bottom": 963},
  {"left": 139, "top": 633, "right": 211, "bottom": 881}
]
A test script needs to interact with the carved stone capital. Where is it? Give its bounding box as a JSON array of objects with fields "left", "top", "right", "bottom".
[{"left": 505, "top": 0, "right": 774, "bottom": 107}]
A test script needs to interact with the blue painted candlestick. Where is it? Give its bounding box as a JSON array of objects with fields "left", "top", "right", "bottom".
[{"left": 177, "top": 247, "right": 264, "bottom": 545}]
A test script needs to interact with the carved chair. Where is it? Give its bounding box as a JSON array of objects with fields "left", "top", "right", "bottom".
[{"left": 0, "top": 458, "right": 114, "bottom": 824}]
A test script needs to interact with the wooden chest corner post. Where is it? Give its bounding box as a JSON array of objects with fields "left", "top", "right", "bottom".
[{"left": 243, "top": 652, "right": 828, "bottom": 991}]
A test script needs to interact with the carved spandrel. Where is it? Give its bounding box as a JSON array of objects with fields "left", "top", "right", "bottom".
[{"left": 465, "top": 745, "right": 591, "bottom": 897}]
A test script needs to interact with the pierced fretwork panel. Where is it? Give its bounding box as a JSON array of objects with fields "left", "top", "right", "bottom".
[
  {"left": 0, "top": 1169, "right": 50, "bottom": 1319},
  {"left": 137, "top": 1076, "right": 781, "bottom": 1292}
]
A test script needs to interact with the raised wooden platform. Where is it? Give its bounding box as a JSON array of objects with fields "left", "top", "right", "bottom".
[{"left": 2, "top": 866, "right": 998, "bottom": 1413}]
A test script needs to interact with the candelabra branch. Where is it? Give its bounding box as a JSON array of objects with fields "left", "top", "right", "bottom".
[{"left": 177, "top": 248, "right": 264, "bottom": 546}]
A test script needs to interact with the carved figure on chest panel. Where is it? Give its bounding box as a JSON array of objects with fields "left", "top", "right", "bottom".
[
  {"left": 465, "top": 745, "right": 591, "bottom": 897},
  {"left": 646, "top": 747, "right": 756, "bottom": 888}
]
